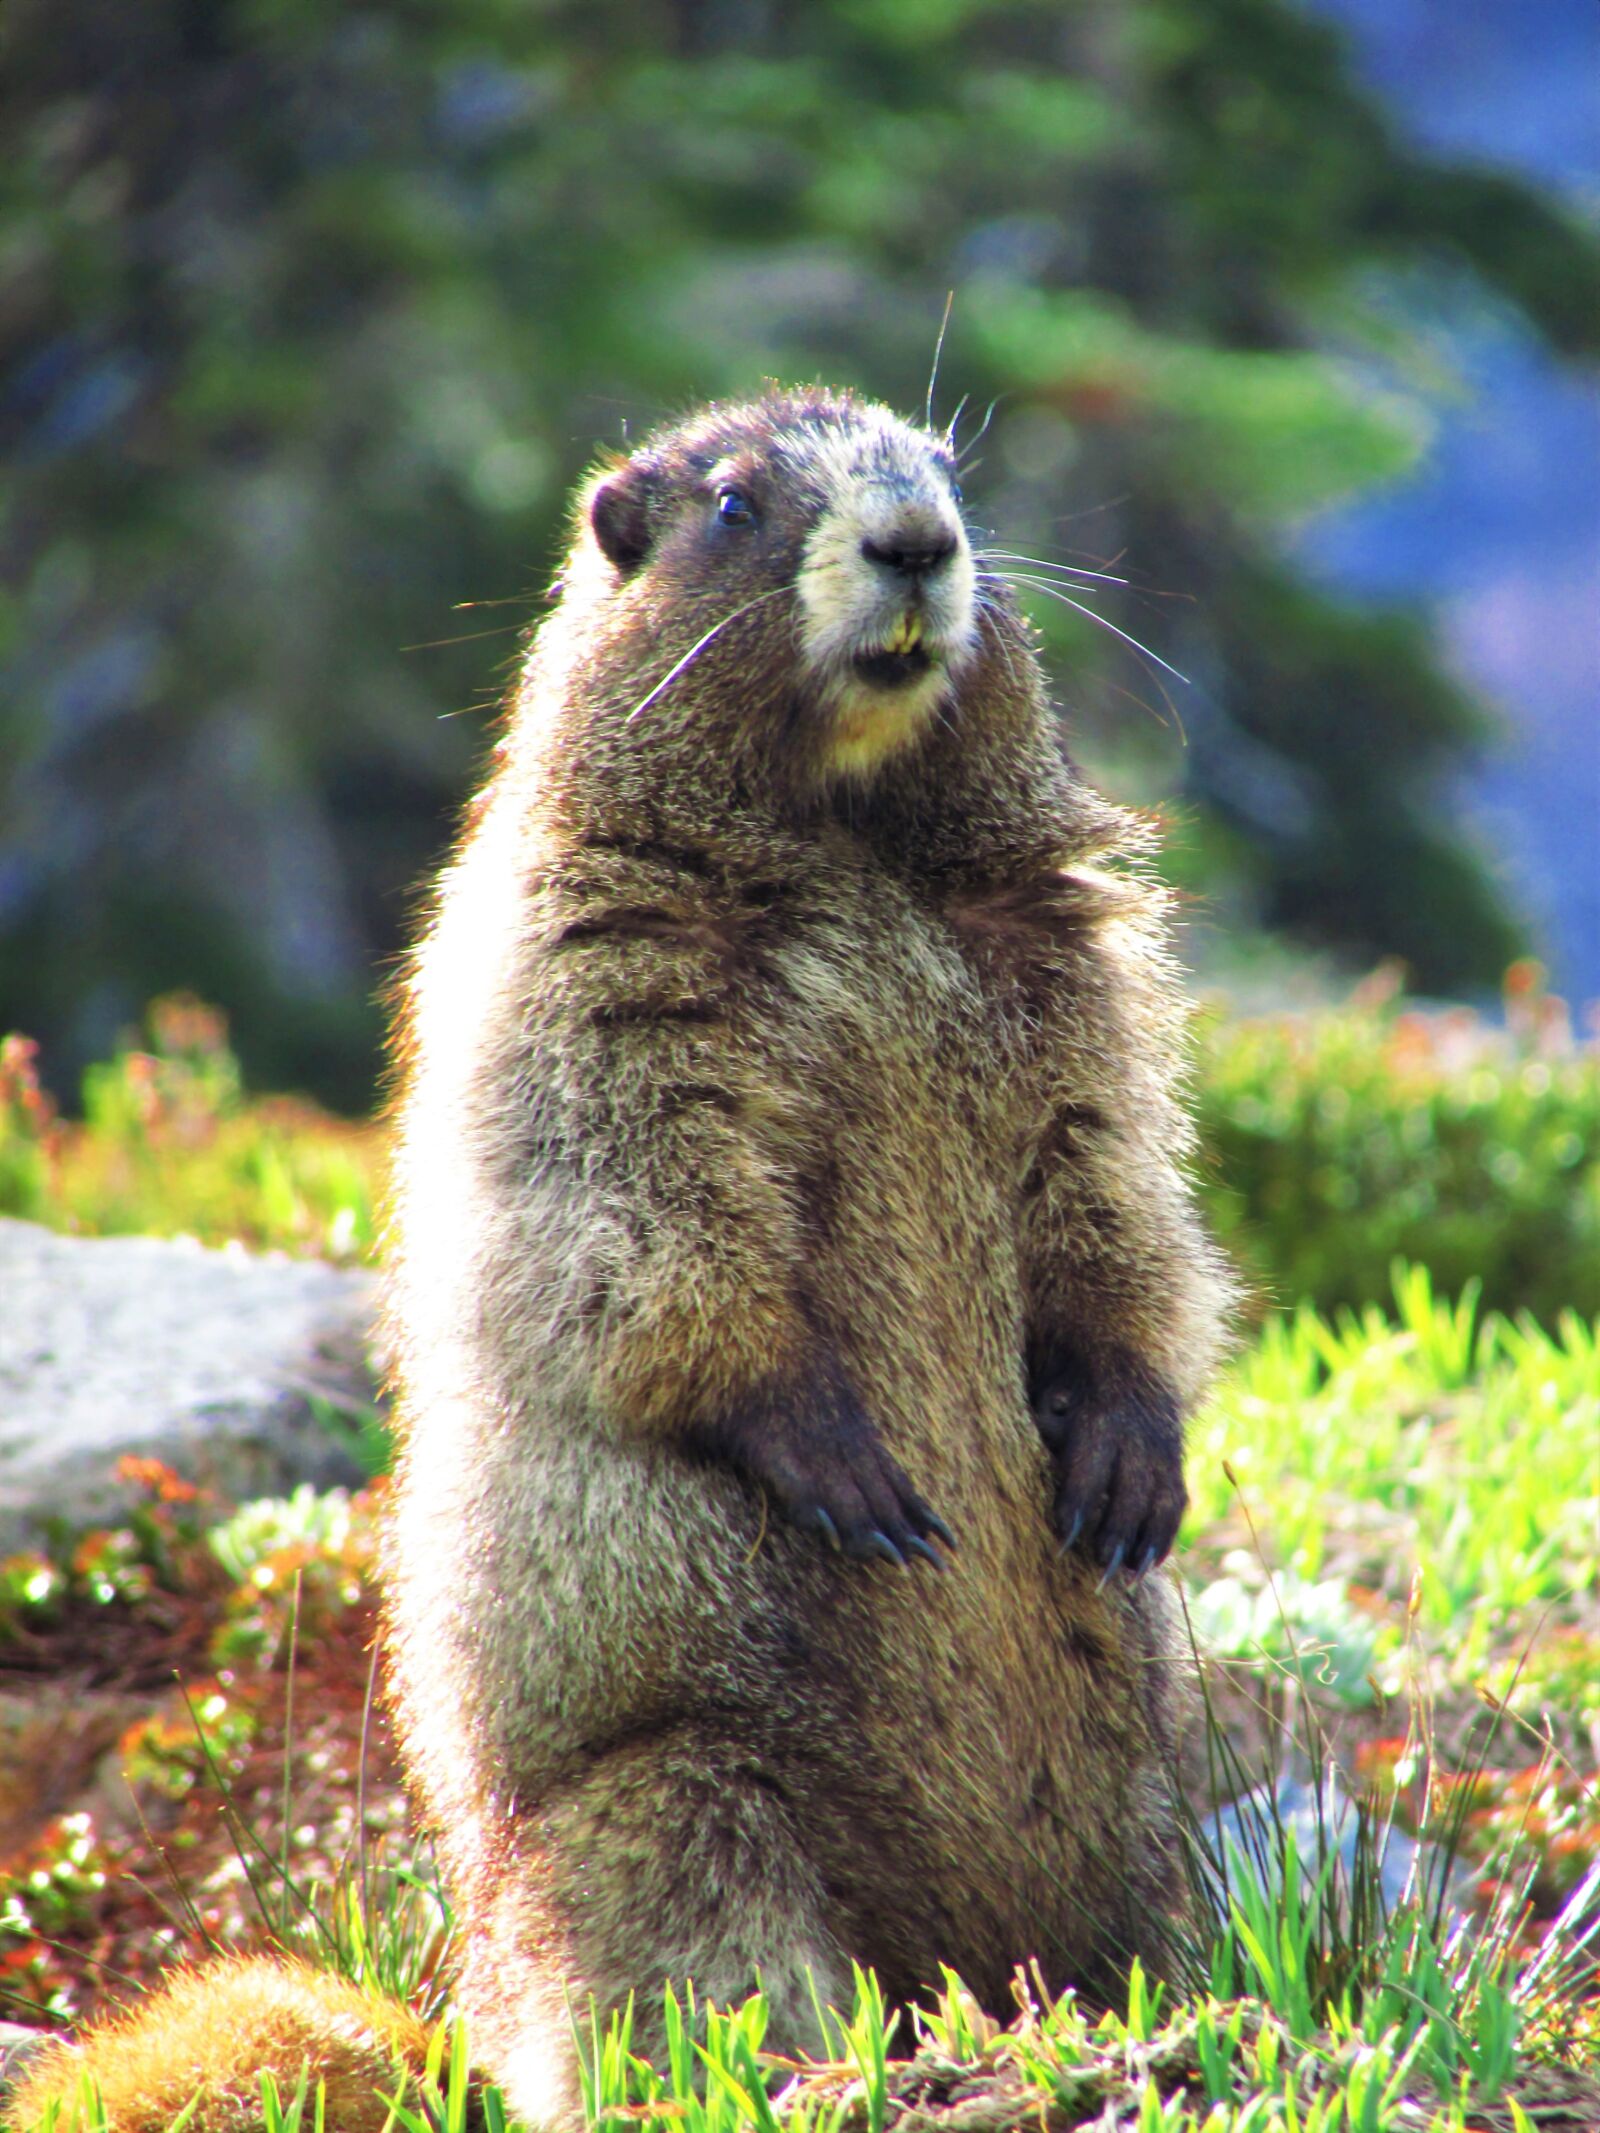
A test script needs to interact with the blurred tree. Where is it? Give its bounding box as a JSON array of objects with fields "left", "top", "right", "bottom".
[{"left": 2, "top": 0, "right": 1593, "bottom": 1103}]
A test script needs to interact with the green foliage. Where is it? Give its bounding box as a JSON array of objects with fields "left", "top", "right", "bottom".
[
  {"left": 383, "top": 2015, "right": 510, "bottom": 2133},
  {"left": 0, "top": 997, "right": 377, "bottom": 1259},
  {"left": 120, "top": 1686, "right": 260, "bottom": 1804},
  {"left": 207, "top": 1485, "right": 363, "bottom": 1589},
  {"left": 5, "top": 0, "right": 1595, "bottom": 1101},
  {"left": 0, "top": 1455, "right": 216, "bottom": 1646},
  {"left": 967, "top": 287, "right": 1424, "bottom": 516},
  {"left": 1173, "top": 1557, "right": 1600, "bottom": 2124},
  {"left": 0, "top": 1035, "right": 57, "bottom": 1219},
  {"left": 1187, "top": 568, "right": 1527, "bottom": 997},
  {"left": 0, "top": 1816, "right": 109, "bottom": 1951},
  {"left": 1198, "top": 969, "right": 1600, "bottom": 1321},
  {"left": 565, "top": 1863, "right": 1597, "bottom": 2131},
  {"left": 1186, "top": 1265, "right": 1598, "bottom": 1646},
  {"left": 206, "top": 1484, "right": 372, "bottom": 1673},
  {"left": 1186, "top": 1565, "right": 1386, "bottom": 1708},
  {"left": 576, "top": 1979, "right": 804, "bottom": 2133}
]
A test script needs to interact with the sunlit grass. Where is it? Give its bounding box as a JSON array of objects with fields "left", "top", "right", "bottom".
[{"left": 1187, "top": 1264, "right": 1599, "bottom": 1649}]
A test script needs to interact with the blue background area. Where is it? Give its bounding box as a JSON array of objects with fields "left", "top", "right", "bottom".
[{"left": 1298, "top": 0, "right": 1599, "bottom": 1004}]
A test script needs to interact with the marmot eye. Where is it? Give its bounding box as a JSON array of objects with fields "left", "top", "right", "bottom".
[{"left": 717, "top": 487, "right": 756, "bottom": 527}]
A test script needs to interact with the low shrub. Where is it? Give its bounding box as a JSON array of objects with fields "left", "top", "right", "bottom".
[
  {"left": 1196, "top": 963, "right": 1600, "bottom": 1320},
  {"left": 0, "top": 996, "right": 378, "bottom": 1261}
]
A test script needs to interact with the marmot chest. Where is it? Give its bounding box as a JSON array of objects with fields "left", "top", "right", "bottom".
[{"left": 757, "top": 866, "right": 1064, "bottom": 1178}]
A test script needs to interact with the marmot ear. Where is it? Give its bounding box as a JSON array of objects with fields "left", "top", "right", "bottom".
[{"left": 589, "top": 454, "right": 660, "bottom": 573}]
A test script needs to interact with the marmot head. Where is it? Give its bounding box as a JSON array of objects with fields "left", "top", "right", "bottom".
[{"left": 567, "top": 389, "right": 985, "bottom": 790}]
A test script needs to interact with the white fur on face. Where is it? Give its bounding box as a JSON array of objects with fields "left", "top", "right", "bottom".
[{"left": 791, "top": 409, "right": 976, "bottom": 778}]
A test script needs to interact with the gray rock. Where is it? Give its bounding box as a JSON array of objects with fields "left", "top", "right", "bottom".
[{"left": 0, "top": 1218, "right": 381, "bottom": 1548}]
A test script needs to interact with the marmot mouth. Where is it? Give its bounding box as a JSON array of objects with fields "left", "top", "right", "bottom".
[{"left": 852, "top": 644, "right": 934, "bottom": 690}]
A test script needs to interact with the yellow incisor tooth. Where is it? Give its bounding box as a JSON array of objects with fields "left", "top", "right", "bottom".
[{"left": 886, "top": 611, "right": 922, "bottom": 654}]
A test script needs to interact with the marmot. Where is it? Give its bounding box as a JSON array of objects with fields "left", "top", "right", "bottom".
[
  {"left": 382, "top": 386, "right": 1231, "bottom": 2124},
  {"left": 5, "top": 387, "right": 1230, "bottom": 2132}
]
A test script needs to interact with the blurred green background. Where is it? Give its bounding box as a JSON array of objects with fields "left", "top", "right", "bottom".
[{"left": 3, "top": 0, "right": 1597, "bottom": 1112}]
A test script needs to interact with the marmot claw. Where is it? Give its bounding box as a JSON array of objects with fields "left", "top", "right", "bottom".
[
  {"left": 1029, "top": 1350, "right": 1186, "bottom": 1576},
  {"left": 696, "top": 1373, "right": 955, "bottom": 1571}
]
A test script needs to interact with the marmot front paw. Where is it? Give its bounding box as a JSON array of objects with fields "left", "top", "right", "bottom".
[
  {"left": 1030, "top": 1349, "right": 1186, "bottom": 1578},
  {"left": 693, "top": 1369, "right": 955, "bottom": 1570}
]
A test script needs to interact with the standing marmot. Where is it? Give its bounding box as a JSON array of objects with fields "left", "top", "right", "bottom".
[
  {"left": 4, "top": 387, "right": 1230, "bottom": 2132},
  {"left": 383, "top": 387, "right": 1230, "bottom": 2123}
]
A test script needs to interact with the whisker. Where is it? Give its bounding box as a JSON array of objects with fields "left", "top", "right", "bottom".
[
  {"left": 943, "top": 392, "right": 970, "bottom": 451},
  {"left": 979, "top": 549, "right": 1131, "bottom": 588},
  {"left": 956, "top": 396, "right": 1001, "bottom": 466},
  {"left": 983, "top": 582, "right": 1184, "bottom": 735},
  {"left": 928, "top": 698, "right": 960, "bottom": 741},
  {"left": 402, "top": 623, "right": 523, "bottom": 651},
  {"left": 1049, "top": 496, "right": 1130, "bottom": 531},
  {"left": 988, "top": 574, "right": 1187, "bottom": 733},
  {"left": 1095, "top": 669, "right": 1187, "bottom": 742},
  {"left": 974, "top": 595, "right": 1026, "bottom": 696},
  {"left": 980, "top": 529, "right": 1134, "bottom": 572},
  {"left": 625, "top": 584, "right": 793, "bottom": 723},
  {"left": 925, "top": 290, "right": 956, "bottom": 434},
  {"left": 980, "top": 571, "right": 1190, "bottom": 687}
]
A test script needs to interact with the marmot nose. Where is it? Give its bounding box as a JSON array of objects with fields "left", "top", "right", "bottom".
[{"left": 860, "top": 529, "right": 959, "bottom": 582}]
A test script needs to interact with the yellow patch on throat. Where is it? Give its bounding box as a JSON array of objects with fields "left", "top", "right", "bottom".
[{"left": 825, "top": 685, "right": 933, "bottom": 778}]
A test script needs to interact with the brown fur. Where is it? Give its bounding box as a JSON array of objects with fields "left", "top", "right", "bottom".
[
  {"left": 382, "top": 388, "right": 1233, "bottom": 2124},
  {"left": 2, "top": 1958, "right": 436, "bottom": 2131}
]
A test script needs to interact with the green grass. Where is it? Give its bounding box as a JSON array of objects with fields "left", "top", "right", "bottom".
[
  {"left": 1187, "top": 1263, "right": 1598, "bottom": 1649},
  {"left": 30, "top": 1892, "right": 1595, "bottom": 2132}
]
